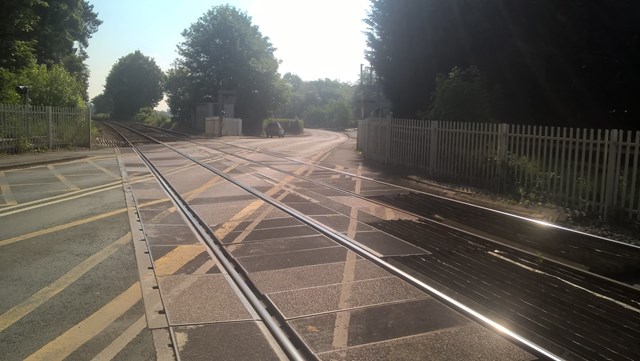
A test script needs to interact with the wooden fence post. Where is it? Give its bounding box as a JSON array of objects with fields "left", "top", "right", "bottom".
[
  {"left": 604, "top": 129, "right": 619, "bottom": 220},
  {"left": 46, "top": 106, "right": 52, "bottom": 149}
]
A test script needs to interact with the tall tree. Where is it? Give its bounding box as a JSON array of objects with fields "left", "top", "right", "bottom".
[
  {"left": 90, "top": 92, "right": 112, "bottom": 114},
  {"left": 104, "top": 51, "right": 164, "bottom": 120},
  {"left": 164, "top": 64, "right": 192, "bottom": 120},
  {"left": 0, "top": 0, "right": 101, "bottom": 100},
  {"left": 170, "top": 5, "right": 284, "bottom": 134},
  {"left": 365, "top": 0, "right": 640, "bottom": 129}
]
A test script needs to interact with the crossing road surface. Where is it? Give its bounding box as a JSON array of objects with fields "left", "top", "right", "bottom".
[{"left": 1, "top": 127, "right": 639, "bottom": 360}]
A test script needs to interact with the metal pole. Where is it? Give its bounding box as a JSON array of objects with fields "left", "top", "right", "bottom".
[
  {"left": 88, "top": 105, "right": 92, "bottom": 148},
  {"left": 47, "top": 106, "right": 52, "bottom": 149}
]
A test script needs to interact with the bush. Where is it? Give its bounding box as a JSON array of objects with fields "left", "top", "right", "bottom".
[
  {"left": 302, "top": 100, "right": 352, "bottom": 129},
  {"left": 93, "top": 113, "right": 110, "bottom": 120},
  {"left": 0, "top": 63, "right": 84, "bottom": 107},
  {"left": 134, "top": 107, "right": 171, "bottom": 127}
]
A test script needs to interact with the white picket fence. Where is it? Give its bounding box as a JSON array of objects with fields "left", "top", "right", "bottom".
[
  {"left": 0, "top": 104, "right": 91, "bottom": 153},
  {"left": 358, "top": 118, "right": 640, "bottom": 220}
]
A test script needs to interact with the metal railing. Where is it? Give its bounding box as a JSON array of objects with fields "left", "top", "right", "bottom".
[
  {"left": 0, "top": 104, "right": 91, "bottom": 153},
  {"left": 358, "top": 118, "right": 640, "bottom": 220}
]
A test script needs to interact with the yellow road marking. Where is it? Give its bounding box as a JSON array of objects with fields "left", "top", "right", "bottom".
[
  {"left": 4, "top": 145, "right": 341, "bottom": 358},
  {"left": 213, "top": 199, "right": 265, "bottom": 239},
  {"left": 194, "top": 258, "right": 218, "bottom": 274},
  {"left": 0, "top": 183, "right": 123, "bottom": 217},
  {"left": 0, "top": 180, "right": 123, "bottom": 213},
  {"left": 88, "top": 160, "right": 120, "bottom": 179},
  {"left": 214, "top": 147, "right": 333, "bottom": 240},
  {"left": 145, "top": 163, "right": 240, "bottom": 225},
  {"left": 90, "top": 316, "right": 146, "bottom": 361},
  {"left": 153, "top": 245, "right": 208, "bottom": 276},
  {"left": 226, "top": 185, "right": 297, "bottom": 250},
  {"left": 4, "top": 225, "right": 204, "bottom": 358},
  {"left": 331, "top": 164, "right": 362, "bottom": 349},
  {"left": 0, "top": 198, "right": 168, "bottom": 248},
  {"left": 184, "top": 164, "right": 239, "bottom": 201},
  {"left": 0, "top": 233, "right": 131, "bottom": 333},
  {"left": 47, "top": 164, "right": 80, "bottom": 191},
  {"left": 0, "top": 171, "right": 17, "bottom": 206},
  {"left": 24, "top": 282, "right": 142, "bottom": 361},
  {"left": 0, "top": 159, "right": 198, "bottom": 216}
]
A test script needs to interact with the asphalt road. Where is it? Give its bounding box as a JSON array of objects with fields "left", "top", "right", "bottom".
[
  {"left": 3, "top": 127, "right": 636, "bottom": 360},
  {"left": 0, "top": 151, "right": 157, "bottom": 360}
]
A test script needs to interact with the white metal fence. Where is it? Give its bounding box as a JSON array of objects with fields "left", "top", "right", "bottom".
[
  {"left": 0, "top": 104, "right": 91, "bottom": 153},
  {"left": 358, "top": 118, "right": 640, "bottom": 220}
]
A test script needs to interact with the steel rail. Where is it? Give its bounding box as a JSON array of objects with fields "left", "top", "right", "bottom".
[
  {"left": 116, "top": 122, "right": 564, "bottom": 361},
  {"left": 105, "top": 122, "right": 308, "bottom": 361},
  {"left": 135, "top": 123, "right": 638, "bottom": 253},
  {"left": 200, "top": 134, "right": 639, "bottom": 250},
  {"left": 182, "top": 138, "right": 640, "bottom": 295}
]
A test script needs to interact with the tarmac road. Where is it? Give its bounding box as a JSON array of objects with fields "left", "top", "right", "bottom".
[{"left": 0, "top": 149, "right": 158, "bottom": 360}]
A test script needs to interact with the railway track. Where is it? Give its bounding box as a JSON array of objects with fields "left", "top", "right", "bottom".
[
  {"left": 106, "top": 121, "right": 640, "bottom": 360},
  {"left": 138, "top": 123, "right": 640, "bottom": 280}
]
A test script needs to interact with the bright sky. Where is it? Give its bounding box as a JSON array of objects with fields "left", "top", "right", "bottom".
[{"left": 85, "top": 0, "right": 371, "bottom": 110}]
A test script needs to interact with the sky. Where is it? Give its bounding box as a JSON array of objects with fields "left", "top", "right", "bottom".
[{"left": 85, "top": 0, "right": 371, "bottom": 110}]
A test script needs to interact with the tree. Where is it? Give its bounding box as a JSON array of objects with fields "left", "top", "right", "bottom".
[
  {"left": 429, "top": 66, "right": 497, "bottom": 123},
  {"left": 0, "top": 0, "right": 102, "bottom": 100},
  {"left": 104, "top": 51, "right": 164, "bottom": 120},
  {"left": 171, "top": 5, "right": 284, "bottom": 134},
  {"left": 91, "top": 93, "right": 112, "bottom": 114},
  {"left": 277, "top": 74, "right": 355, "bottom": 123},
  {"left": 365, "top": 0, "right": 640, "bottom": 129},
  {"left": 134, "top": 107, "right": 171, "bottom": 127},
  {"left": 164, "top": 64, "right": 193, "bottom": 119},
  {"left": 0, "top": 62, "right": 84, "bottom": 107}
]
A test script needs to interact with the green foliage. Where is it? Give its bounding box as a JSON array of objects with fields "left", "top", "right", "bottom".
[
  {"left": 92, "top": 113, "right": 110, "bottom": 120},
  {"left": 498, "top": 153, "right": 562, "bottom": 204},
  {"left": 302, "top": 99, "right": 352, "bottom": 130},
  {"left": 134, "top": 107, "right": 171, "bottom": 127},
  {"left": 0, "top": 0, "right": 46, "bottom": 70},
  {"left": 429, "top": 66, "right": 497, "bottom": 123},
  {"left": 0, "top": 62, "right": 84, "bottom": 107},
  {"left": 170, "top": 5, "right": 284, "bottom": 134},
  {"left": 0, "top": 0, "right": 101, "bottom": 99},
  {"left": 0, "top": 115, "right": 29, "bottom": 154},
  {"left": 104, "top": 51, "right": 164, "bottom": 120},
  {"left": 164, "top": 65, "right": 192, "bottom": 120},
  {"left": 278, "top": 75, "right": 355, "bottom": 121},
  {"left": 326, "top": 100, "right": 352, "bottom": 130},
  {"left": 91, "top": 93, "right": 112, "bottom": 114},
  {"left": 365, "top": 0, "right": 640, "bottom": 129}
]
